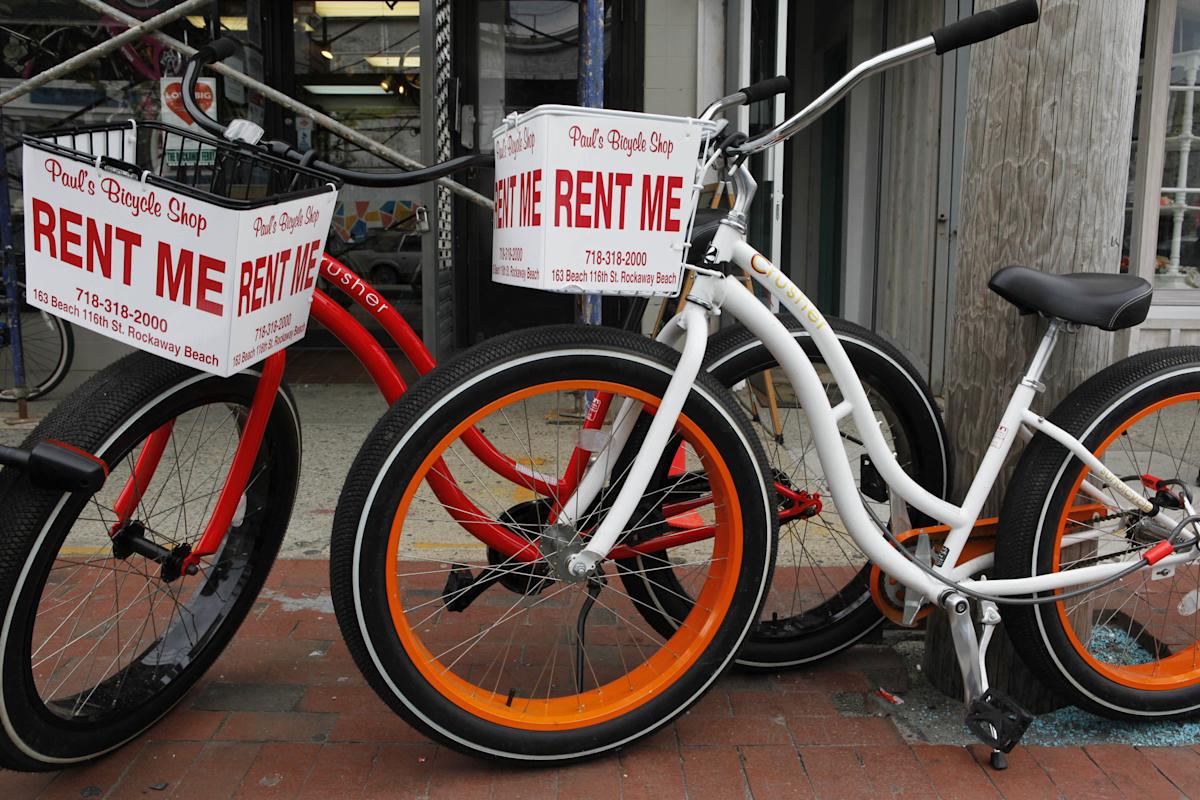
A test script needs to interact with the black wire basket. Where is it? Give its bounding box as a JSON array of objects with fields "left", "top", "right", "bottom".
[{"left": 23, "top": 120, "right": 340, "bottom": 210}]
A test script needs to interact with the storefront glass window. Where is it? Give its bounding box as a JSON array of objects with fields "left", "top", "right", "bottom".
[
  {"left": 290, "top": 1, "right": 425, "bottom": 328},
  {"left": 464, "top": 1, "right": 623, "bottom": 340},
  {"left": 0, "top": 1, "right": 253, "bottom": 255},
  {"left": 476, "top": 0, "right": 595, "bottom": 150},
  {"left": 1155, "top": 0, "right": 1200, "bottom": 290},
  {"left": 1127, "top": 0, "right": 1200, "bottom": 294}
]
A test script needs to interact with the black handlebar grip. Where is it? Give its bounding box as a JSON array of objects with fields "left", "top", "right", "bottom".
[
  {"left": 930, "top": 0, "right": 1039, "bottom": 54},
  {"left": 738, "top": 75, "right": 791, "bottom": 104},
  {"left": 205, "top": 37, "right": 241, "bottom": 63},
  {"left": 183, "top": 39, "right": 238, "bottom": 137},
  {"left": 26, "top": 441, "right": 107, "bottom": 494}
]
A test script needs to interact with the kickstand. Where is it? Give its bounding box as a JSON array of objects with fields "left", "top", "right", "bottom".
[{"left": 574, "top": 572, "right": 606, "bottom": 694}]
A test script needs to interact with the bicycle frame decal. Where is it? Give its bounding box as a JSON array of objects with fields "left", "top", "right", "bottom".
[
  {"left": 320, "top": 257, "right": 398, "bottom": 319},
  {"left": 746, "top": 252, "right": 826, "bottom": 330}
]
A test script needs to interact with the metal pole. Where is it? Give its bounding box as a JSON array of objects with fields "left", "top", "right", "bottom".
[
  {"left": 74, "top": 0, "right": 494, "bottom": 211},
  {"left": 0, "top": 106, "right": 25, "bottom": 418},
  {"left": 0, "top": 0, "right": 213, "bottom": 107},
  {"left": 1, "top": 251, "right": 22, "bottom": 418},
  {"left": 577, "top": 0, "right": 604, "bottom": 326},
  {"left": 0, "top": 109, "right": 9, "bottom": 248}
]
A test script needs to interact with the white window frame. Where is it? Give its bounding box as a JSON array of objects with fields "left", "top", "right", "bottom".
[{"left": 1129, "top": 0, "right": 1200, "bottom": 306}]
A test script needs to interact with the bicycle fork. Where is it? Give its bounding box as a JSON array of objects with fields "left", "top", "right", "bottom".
[
  {"left": 106, "top": 351, "right": 288, "bottom": 576},
  {"left": 556, "top": 296, "right": 714, "bottom": 580}
]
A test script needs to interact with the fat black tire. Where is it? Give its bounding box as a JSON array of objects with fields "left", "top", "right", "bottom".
[
  {"left": 0, "top": 352, "right": 300, "bottom": 770},
  {"left": 329, "top": 325, "right": 776, "bottom": 762},
  {"left": 996, "top": 347, "right": 1200, "bottom": 718}
]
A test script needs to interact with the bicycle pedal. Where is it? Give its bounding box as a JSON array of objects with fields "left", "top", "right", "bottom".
[{"left": 965, "top": 688, "right": 1033, "bottom": 753}]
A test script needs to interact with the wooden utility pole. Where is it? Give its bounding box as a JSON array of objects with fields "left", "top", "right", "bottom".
[
  {"left": 929, "top": 0, "right": 1144, "bottom": 709},
  {"left": 944, "top": 0, "right": 1143, "bottom": 511}
]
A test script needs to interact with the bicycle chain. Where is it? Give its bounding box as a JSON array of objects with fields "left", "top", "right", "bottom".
[{"left": 1086, "top": 510, "right": 1131, "bottom": 525}]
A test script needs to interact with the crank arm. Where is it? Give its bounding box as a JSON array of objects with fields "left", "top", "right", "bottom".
[{"left": 441, "top": 565, "right": 508, "bottom": 612}]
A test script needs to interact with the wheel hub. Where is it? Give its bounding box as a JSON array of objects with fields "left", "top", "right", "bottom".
[
  {"left": 110, "top": 520, "right": 196, "bottom": 583},
  {"left": 772, "top": 468, "right": 822, "bottom": 521},
  {"left": 539, "top": 522, "right": 590, "bottom": 583}
]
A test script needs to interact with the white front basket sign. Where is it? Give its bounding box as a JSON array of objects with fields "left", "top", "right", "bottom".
[
  {"left": 491, "top": 105, "right": 716, "bottom": 297},
  {"left": 21, "top": 141, "right": 338, "bottom": 377}
]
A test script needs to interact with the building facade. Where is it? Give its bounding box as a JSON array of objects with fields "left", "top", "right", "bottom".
[{"left": 1, "top": 1, "right": 1194, "bottom": 389}]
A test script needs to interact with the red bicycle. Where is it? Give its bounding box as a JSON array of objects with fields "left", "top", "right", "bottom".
[{"left": 0, "top": 40, "right": 948, "bottom": 769}]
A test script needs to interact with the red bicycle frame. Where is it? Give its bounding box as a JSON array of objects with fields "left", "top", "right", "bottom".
[
  {"left": 106, "top": 252, "right": 810, "bottom": 571},
  {"left": 108, "top": 254, "right": 630, "bottom": 570}
]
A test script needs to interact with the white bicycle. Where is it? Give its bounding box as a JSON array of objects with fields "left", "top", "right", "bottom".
[{"left": 331, "top": 0, "right": 1200, "bottom": 765}]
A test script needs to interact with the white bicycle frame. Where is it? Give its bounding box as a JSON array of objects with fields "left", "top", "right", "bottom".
[
  {"left": 558, "top": 34, "right": 1193, "bottom": 610},
  {"left": 562, "top": 232, "right": 1189, "bottom": 601}
]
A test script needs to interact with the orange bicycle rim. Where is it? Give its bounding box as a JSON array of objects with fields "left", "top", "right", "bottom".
[
  {"left": 1053, "top": 392, "right": 1200, "bottom": 690},
  {"left": 384, "top": 379, "right": 744, "bottom": 730}
]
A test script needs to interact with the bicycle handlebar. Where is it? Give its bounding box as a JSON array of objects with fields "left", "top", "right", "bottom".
[
  {"left": 698, "top": 75, "right": 791, "bottom": 122},
  {"left": 181, "top": 43, "right": 230, "bottom": 140},
  {"left": 205, "top": 36, "right": 240, "bottom": 63},
  {"left": 930, "top": 0, "right": 1039, "bottom": 55},
  {"left": 182, "top": 39, "right": 493, "bottom": 188},
  {"left": 737, "top": 76, "right": 791, "bottom": 105},
  {"left": 305, "top": 152, "right": 495, "bottom": 188}
]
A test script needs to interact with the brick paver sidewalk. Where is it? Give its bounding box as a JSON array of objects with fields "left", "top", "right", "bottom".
[{"left": 6, "top": 559, "right": 1199, "bottom": 799}]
